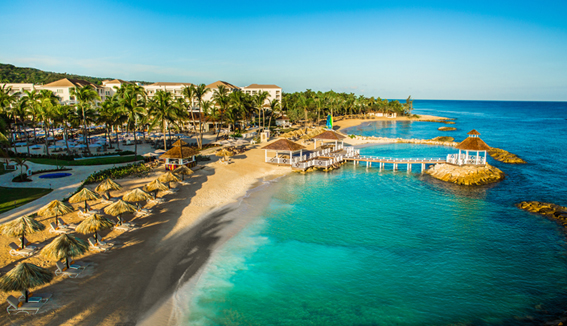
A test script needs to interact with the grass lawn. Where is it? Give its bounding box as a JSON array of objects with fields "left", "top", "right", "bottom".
[
  {"left": 0, "top": 186, "right": 53, "bottom": 214},
  {"left": 27, "top": 155, "right": 144, "bottom": 166}
]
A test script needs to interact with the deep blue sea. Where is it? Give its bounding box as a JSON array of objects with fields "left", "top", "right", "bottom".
[{"left": 182, "top": 100, "right": 567, "bottom": 326}]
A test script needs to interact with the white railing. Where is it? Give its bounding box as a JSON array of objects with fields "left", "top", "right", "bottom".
[
  {"left": 446, "top": 154, "right": 486, "bottom": 165},
  {"left": 357, "top": 156, "right": 445, "bottom": 162}
]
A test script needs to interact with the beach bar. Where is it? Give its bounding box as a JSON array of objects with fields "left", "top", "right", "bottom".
[
  {"left": 159, "top": 139, "right": 198, "bottom": 171},
  {"left": 262, "top": 139, "right": 306, "bottom": 165},
  {"left": 446, "top": 129, "right": 490, "bottom": 165}
]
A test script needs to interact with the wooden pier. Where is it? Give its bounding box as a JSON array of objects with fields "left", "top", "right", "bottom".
[{"left": 345, "top": 156, "right": 446, "bottom": 171}]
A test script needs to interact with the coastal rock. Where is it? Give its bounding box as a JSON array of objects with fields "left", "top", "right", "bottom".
[
  {"left": 430, "top": 136, "right": 455, "bottom": 142},
  {"left": 516, "top": 201, "right": 567, "bottom": 221},
  {"left": 425, "top": 163, "right": 505, "bottom": 186},
  {"left": 438, "top": 127, "right": 457, "bottom": 131},
  {"left": 488, "top": 147, "right": 526, "bottom": 164}
]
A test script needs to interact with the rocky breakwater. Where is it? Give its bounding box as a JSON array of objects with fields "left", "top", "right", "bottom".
[
  {"left": 516, "top": 201, "right": 567, "bottom": 224},
  {"left": 426, "top": 163, "right": 505, "bottom": 185},
  {"left": 488, "top": 147, "right": 526, "bottom": 164},
  {"left": 438, "top": 127, "right": 457, "bottom": 131},
  {"left": 349, "top": 135, "right": 458, "bottom": 147}
]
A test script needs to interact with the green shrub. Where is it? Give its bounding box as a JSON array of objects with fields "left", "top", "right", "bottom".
[
  {"left": 84, "top": 162, "right": 151, "bottom": 184},
  {"left": 196, "top": 154, "right": 211, "bottom": 162}
]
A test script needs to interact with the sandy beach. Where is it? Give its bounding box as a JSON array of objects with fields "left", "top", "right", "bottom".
[{"left": 0, "top": 146, "right": 288, "bottom": 326}]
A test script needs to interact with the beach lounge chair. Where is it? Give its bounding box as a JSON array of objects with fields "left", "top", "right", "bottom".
[
  {"left": 57, "top": 218, "right": 77, "bottom": 230},
  {"left": 114, "top": 223, "right": 139, "bottom": 231},
  {"left": 18, "top": 293, "right": 52, "bottom": 303},
  {"left": 49, "top": 222, "right": 73, "bottom": 234},
  {"left": 16, "top": 237, "right": 41, "bottom": 250},
  {"left": 8, "top": 243, "right": 36, "bottom": 257},
  {"left": 55, "top": 261, "right": 82, "bottom": 278},
  {"left": 86, "top": 205, "right": 100, "bottom": 214},
  {"left": 96, "top": 234, "right": 114, "bottom": 247},
  {"left": 100, "top": 197, "right": 118, "bottom": 204},
  {"left": 148, "top": 197, "right": 165, "bottom": 204},
  {"left": 6, "top": 296, "right": 44, "bottom": 315},
  {"left": 68, "top": 260, "right": 91, "bottom": 270},
  {"left": 88, "top": 238, "right": 111, "bottom": 252}
]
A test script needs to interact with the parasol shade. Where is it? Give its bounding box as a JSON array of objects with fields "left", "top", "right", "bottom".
[
  {"left": 122, "top": 188, "right": 153, "bottom": 202},
  {"left": 0, "top": 262, "right": 54, "bottom": 303},
  {"left": 41, "top": 234, "right": 88, "bottom": 269},
  {"left": 1, "top": 215, "right": 45, "bottom": 249}
]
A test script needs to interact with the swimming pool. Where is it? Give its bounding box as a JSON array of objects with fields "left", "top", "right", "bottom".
[{"left": 38, "top": 172, "right": 72, "bottom": 179}]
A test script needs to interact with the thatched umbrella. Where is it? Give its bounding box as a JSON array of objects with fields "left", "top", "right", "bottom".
[
  {"left": 37, "top": 200, "right": 73, "bottom": 226},
  {"left": 145, "top": 179, "right": 169, "bottom": 198},
  {"left": 76, "top": 214, "right": 114, "bottom": 244},
  {"left": 216, "top": 149, "right": 234, "bottom": 162},
  {"left": 94, "top": 178, "right": 122, "bottom": 200},
  {"left": 103, "top": 200, "right": 136, "bottom": 225},
  {"left": 0, "top": 262, "right": 54, "bottom": 303},
  {"left": 158, "top": 171, "right": 180, "bottom": 189},
  {"left": 41, "top": 234, "right": 88, "bottom": 269},
  {"left": 69, "top": 188, "right": 100, "bottom": 211},
  {"left": 1, "top": 215, "right": 45, "bottom": 249},
  {"left": 123, "top": 188, "right": 153, "bottom": 203},
  {"left": 173, "top": 165, "right": 194, "bottom": 181}
]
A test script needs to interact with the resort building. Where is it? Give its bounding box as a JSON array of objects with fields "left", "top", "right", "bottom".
[
  {"left": 242, "top": 84, "right": 282, "bottom": 105},
  {"left": 202, "top": 81, "right": 241, "bottom": 103},
  {"left": 40, "top": 78, "right": 104, "bottom": 105},
  {"left": 276, "top": 115, "right": 292, "bottom": 127},
  {"left": 143, "top": 82, "right": 193, "bottom": 99},
  {"left": 101, "top": 79, "right": 131, "bottom": 99},
  {"left": 0, "top": 83, "right": 42, "bottom": 95}
]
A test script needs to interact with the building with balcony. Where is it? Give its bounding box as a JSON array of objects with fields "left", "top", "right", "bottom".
[{"left": 242, "top": 84, "right": 282, "bottom": 105}]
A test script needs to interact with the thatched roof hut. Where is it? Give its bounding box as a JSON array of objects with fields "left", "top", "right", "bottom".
[
  {"left": 159, "top": 144, "right": 199, "bottom": 171},
  {"left": 261, "top": 139, "right": 306, "bottom": 165}
]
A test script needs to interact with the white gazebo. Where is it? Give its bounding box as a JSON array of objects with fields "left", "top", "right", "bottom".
[
  {"left": 261, "top": 139, "right": 306, "bottom": 165},
  {"left": 447, "top": 129, "right": 490, "bottom": 165},
  {"left": 311, "top": 130, "right": 346, "bottom": 149}
]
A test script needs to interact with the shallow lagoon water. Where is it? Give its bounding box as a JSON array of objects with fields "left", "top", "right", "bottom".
[{"left": 183, "top": 101, "right": 567, "bottom": 326}]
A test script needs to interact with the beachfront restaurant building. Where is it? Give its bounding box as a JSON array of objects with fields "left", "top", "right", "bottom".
[
  {"left": 446, "top": 129, "right": 490, "bottom": 165},
  {"left": 262, "top": 139, "right": 306, "bottom": 165},
  {"left": 159, "top": 139, "right": 198, "bottom": 170}
]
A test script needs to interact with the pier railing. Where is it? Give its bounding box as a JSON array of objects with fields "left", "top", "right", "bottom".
[
  {"left": 356, "top": 156, "right": 445, "bottom": 163},
  {"left": 446, "top": 154, "right": 486, "bottom": 165}
]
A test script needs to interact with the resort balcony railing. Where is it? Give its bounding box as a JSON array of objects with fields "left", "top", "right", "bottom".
[{"left": 446, "top": 154, "right": 486, "bottom": 165}]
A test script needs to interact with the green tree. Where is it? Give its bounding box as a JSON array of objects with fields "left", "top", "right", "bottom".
[
  {"left": 192, "top": 84, "right": 211, "bottom": 149},
  {"left": 70, "top": 85, "right": 101, "bottom": 155},
  {"left": 116, "top": 84, "right": 147, "bottom": 157},
  {"left": 148, "top": 90, "right": 176, "bottom": 150}
]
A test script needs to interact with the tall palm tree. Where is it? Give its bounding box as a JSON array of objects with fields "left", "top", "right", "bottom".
[
  {"left": 116, "top": 84, "right": 146, "bottom": 157},
  {"left": 11, "top": 157, "right": 28, "bottom": 181},
  {"left": 11, "top": 97, "right": 29, "bottom": 155},
  {"left": 192, "top": 84, "right": 210, "bottom": 149},
  {"left": 254, "top": 91, "right": 269, "bottom": 131},
  {"left": 51, "top": 104, "right": 73, "bottom": 152},
  {"left": 148, "top": 90, "right": 176, "bottom": 150},
  {"left": 267, "top": 99, "right": 280, "bottom": 131},
  {"left": 212, "top": 85, "right": 229, "bottom": 140},
  {"left": 181, "top": 86, "right": 196, "bottom": 133},
  {"left": 70, "top": 85, "right": 100, "bottom": 155}
]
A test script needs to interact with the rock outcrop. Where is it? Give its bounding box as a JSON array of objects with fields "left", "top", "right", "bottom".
[
  {"left": 488, "top": 147, "right": 526, "bottom": 164},
  {"left": 438, "top": 127, "right": 457, "bottom": 131},
  {"left": 516, "top": 201, "right": 567, "bottom": 223},
  {"left": 426, "top": 163, "right": 505, "bottom": 186},
  {"left": 430, "top": 136, "right": 455, "bottom": 142}
]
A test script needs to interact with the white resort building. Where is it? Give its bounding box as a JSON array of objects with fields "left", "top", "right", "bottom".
[{"left": 242, "top": 84, "right": 282, "bottom": 105}]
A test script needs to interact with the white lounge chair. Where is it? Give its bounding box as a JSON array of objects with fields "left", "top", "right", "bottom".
[
  {"left": 55, "top": 261, "right": 82, "bottom": 278},
  {"left": 8, "top": 243, "right": 36, "bottom": 257},
  {"left": 88, "top": 238, "right": 111, "bottom": 252},
  {"left": 18, "top": 293, "right": 52, "bottom": 303},
  {"left": 148, "top": 197, "right": 165, "bottom": 204},
  {"left": 68, "top": 260, "right": 91, "bottom": 270},
  {"left": 114, "top": 223, "right": 139, "bottom": 231},
  {"left": 57, "top": 218, "right": 77, "bottom": 230},
  {"left": 6, "top": 296, "right": 44, "bottom": 315},
  {"left": 100, "top": 197, "right": 118, "bottom": 204},
  {"left": 49, "top": 222, "right": 73, "bottom": 234},
  {"left": 96, "top": 234, "right": 114, "bottom": 247}
]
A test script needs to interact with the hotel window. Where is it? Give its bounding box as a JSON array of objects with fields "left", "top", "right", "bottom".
[{"left": 57, "top": 89, "right": 63, "bottom": 93}]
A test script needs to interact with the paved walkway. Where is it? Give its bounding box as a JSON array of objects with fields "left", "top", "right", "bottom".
[{"left": 0, "top": 161, "right": 141, "bottom": 224}]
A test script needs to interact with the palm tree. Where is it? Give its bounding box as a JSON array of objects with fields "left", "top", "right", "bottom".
[
  {"left": 70, "top": 85, "right": 100, "bottom": 155},
  {"left": 148, "top": 90, "right": 175, "bottom": 150},
  {"left": 253, "top": 91, "right": 269, "bottom": 131},
  {"left": 192, "top": 84, "right": 210, "bottom": 149},
  {"left": 51, "top": 104, "right": 73, "bottom": 152},
  {"left": 267, "top": 99, "right": 280, "bottom": 131},
  {"left": 181, "top": 86, "right": 196, "bottom": 133},
  {"left": 11, "top": 97, "right": 29, "bottom": 155},
  {"left": 11, "top": 157, "right": 29, "bottom": 181},
  {"left": 116, "top": 84, "right": 146, "bottom": 157},
  {"left": 213, "top": 85, "right": 229, "bottom": 140}
]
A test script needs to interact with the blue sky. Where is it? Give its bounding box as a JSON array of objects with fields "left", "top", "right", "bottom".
[{"left": 1, "top": 0, "right": 566, "bottom": 100}]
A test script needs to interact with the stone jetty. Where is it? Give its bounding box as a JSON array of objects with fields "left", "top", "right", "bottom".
[{"left": 488, "top": 147, "right": 526, "bottom": 164}]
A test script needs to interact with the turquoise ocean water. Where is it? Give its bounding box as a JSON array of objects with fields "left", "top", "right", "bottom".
[{"left": 183, "top": 101, "right": 567, "bottom": 326}]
